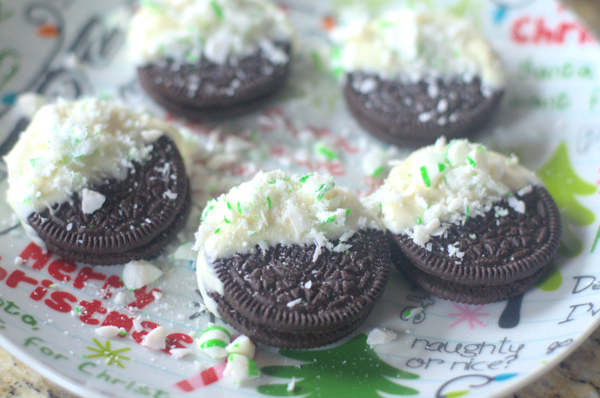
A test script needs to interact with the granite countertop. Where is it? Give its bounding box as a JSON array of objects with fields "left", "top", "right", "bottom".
[{"left": 2, "top": 0, "right": 600, "bottom": 397}]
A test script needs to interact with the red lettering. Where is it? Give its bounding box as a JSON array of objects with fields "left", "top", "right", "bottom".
[
  {"left": 0, "top": 266, "right": 6, "bottom": 281},
  {"left": 30, "top": 279, "right": 53, "bottom": 301},
  {"left": 164, "top": 333, "right": 193, "bottom": 355},
  {"left": 554, "top": 22, "right": 577, "bottom": 43},
  {"left": 533, "top": 18, "right": 553, "bottom": 43},
  {"left": 127, "top": 287, "right": 161, "bottom": 311},
  {"left": 580, "top": 29, "right": 595, "bottom": 44},
  {"left": 19, "top": 243, "right": 51, "bottom": 270},
  {"left": 100, "top": 275, "right": 124, "bottom": 299},
  {"left": 132, "top": 321, "right": 160, "bottom": 344},
  {"left": 6, "top": 270, "right": 38, "bottom": 288},
  {"left": 44, "top": 291, "right": 77, "bottom": 313},
  {"left": 73, "top": 267, "right": 107, "bottom": 289},
  {"left": 48, "top": 259, "right": 77, "bottom": 282},
  {"left": 512, "top": 16, "right": 530, "bottom": 43},
  {"left": 79, "top": 299, "right": 107, "bottom": 325},
  {"left": 101, "top": 311, "right": 133, "bottom": 334}
]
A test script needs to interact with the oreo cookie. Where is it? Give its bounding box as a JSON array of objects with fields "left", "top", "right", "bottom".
[
  {"left": 210, "top": 230, "right": 391, "bottom": 349},
  {"left": 194, "top": 170, "right": 391, "bottom": 348},
  {"left": 137, "top": 42, "right": 291, "bottom": 121},
  {"left": 28, "top": 134, "right": 191, "bottom": 265},
  {"left": 344, "top": 73, "right": 504, "bottom": 147},
  {"left": 329, "top": 8, "right": 504, "bottom": 146},
  {"left": 390, "top": 186, "right": 561, "bottom": 304},
  {"left": 129, "top": 0, "right": 293, "bottom": 121}
]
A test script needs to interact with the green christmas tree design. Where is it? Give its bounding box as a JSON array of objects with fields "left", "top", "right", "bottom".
[
  {"left": 537, "top": 141, "right": 596, "bottom": 257},
  {"left": 257, "top": 334, "right": 419, "bottom": 397}
]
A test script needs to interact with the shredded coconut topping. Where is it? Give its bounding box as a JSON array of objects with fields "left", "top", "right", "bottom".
[{"left": 363, "top": 137, "right": 539, "bottom": 246}]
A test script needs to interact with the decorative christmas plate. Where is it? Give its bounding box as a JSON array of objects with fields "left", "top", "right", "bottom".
[{"left": 0, "top": 0, "right": 599, "bottom": 397}]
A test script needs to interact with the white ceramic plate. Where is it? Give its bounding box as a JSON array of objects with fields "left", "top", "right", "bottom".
[{"left": 1, "top": 0, "right": 600, "bottom": 397}]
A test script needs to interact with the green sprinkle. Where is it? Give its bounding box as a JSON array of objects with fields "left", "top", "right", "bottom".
[
  {"left": 325, "top": 215, "right": 337, "bottom": 223},
  {"left": 299, "top": 174, "right": 313, "bottom": 183},
  {"left": 224, "top": 217, "right": 231, "bottom": 224},
  {"left": 420, "top": 166, "right": 431, "bottom": 187},
  {"left": 237, "top": 202, "right": 242, "bottom": 214},
  {"left": 202, "top": 204, "right": 215, "bottom": 220},
  {"left": 315, "top": 143, "right": 338, "bottom": 160},
  {"left": 76, "top": 306, "right": 81, "bottom": 314},
  {"left": 30, "top": 158, "right": 39, "bottom": 167},
  {"left": 405, "top": 308, "right": 412, "bottom": 317},
  {"left": 266, "top": 196, "right": 272, "bottom": 209},
  {"left": 345, "top": 250, "right": 349, "bottom": 255},
  {"left": 465, "top": 205, "right": 470, "bottom": 223},
  {"left": 210, "top": 0, "right": 224, "bottom": 19},
  {"left": 141, "top": 223, "right": 145, "bottom": 227},
  {"left": 249, "top": 231, "right": 257, "bottom": 236},
  {"left": 214, "top": 228, "right": 221, "bottom": 234},
  {"left": 315, "top": 182, "right": 335, "bottom": 201},
  {"left": 416, "top": 217, "right": 422, "bottom": 225},
  {"left": 371, "top": 166, "right": 384, "bottom": 178},
  {"left": 267, "top": 180, "right": 276, "bottom": 184},
  {"left": 467, "top": 156, "right": 476, "bottom": 167},
  {"left": 88, "top": 225, "right": 94, "bottom": 228},
  {"left": 227, "top": 202, "right": 232, "bottom": 210},
  {"left": 119, "top": 331, "right": 128, "bottom": 337},
  {"left": 438, "top": 163, "right": 446, "bottom": 172},
  {"left": 145, "top": 311, "right": 148, "bottom": 317},
  {"left": 345, "top": 209, "right": 351, "bottom": 217}
]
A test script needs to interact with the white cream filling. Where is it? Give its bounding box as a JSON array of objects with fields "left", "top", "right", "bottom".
[
  {"left": 330, "top": 8, "right": 504, "bottom": 87},
  {"left": 194, "top": 170, "right": 382, "bottom": 316},
  {"left": 129, "top": 0, "right": 292, "bottom": 65}
]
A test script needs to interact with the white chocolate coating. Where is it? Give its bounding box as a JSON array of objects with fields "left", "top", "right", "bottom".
[
  {"left": 194, "top": 170, "right": 382, "bottom": 315},
  {"left": 330, "top": 8, "right": 504, "bottom": 86},
  {"left": 363, "top": 138, "right": 539, "bottom": 246},
  {"left": 129, "top": 0, "right": 292, "bottom": 65},
  {"left": 5, "top": 98, "right": 188, "bottom": 247}
]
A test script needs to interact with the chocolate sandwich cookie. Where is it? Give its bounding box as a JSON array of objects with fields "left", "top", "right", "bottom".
[
  {"left": 344, "top": 73, "right": 504, "bottom": 147},
  {"left": 363, "top": 138, "right": 561, "bottom": 304},
  {"left": 5, "top": 98, "right": 191, "bottom": 266},
  {"left": 210, "top": 230, "right": 391, "bottom": 348},
  {"left": 137, "top": 42, "right": 291, "bottom": 121},
  {"left": 130, "top": 0, "right": 293, "bottom": 121},
  {"left": 28, "top": 135, "right": 190, "bottom": 265},
  {"left": 330, "top": 8, "right": 504, "bottom": 146},
  {"left": 390, "top": 186, "right": 561, "bottom": 304},
  {"left": 195, "top": 170, "right": 390, "bottom": 348}
]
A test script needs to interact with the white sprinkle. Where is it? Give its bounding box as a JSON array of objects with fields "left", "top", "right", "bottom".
[
  {"left": 114, "top": 292, "right": 126, "bottom": 305},
  {"left": 66, "top": 223, "right": 73, "bottom": 231},
  {"left": 163, "top": 190, "right": 178, "bottom": 200},
  {"left": 286, "top": 298, "right": 302, "bottom": 308},
  {"left": 418, "top": 112, "right": 433, "bottom": 123},
  {"left": 141, "top": 129, "right": 164, "bottom": 142},
  {"left": 142, "top": 326, "right": 167, "bottom": 350},
  {"left": 14, "top": 257, "right": 24, "bottom": 265},
  {"left": 95, "top": 326, "right": 120, "bottom": 338},
  {"left": 287, "top": 377, "right": 297, "bottom": 392},
  {"left": 517, "top": 185, "right": 533, "bottom": 196},
  {"left": 366, "top": 328, "right": 398, "bottom": 345},
  {"left": 508, "top": 197, "right": 526, "bottom": 213},
  {"left": 437, "top": 98, "right": 448, "bottom": 113},
  {"left": 304, "top": 280, "right": 312, "bottom": 289},
  {"left": 437, "top": 117, "right": 447, "bottom": 126},
  {"left": 81, "top": 189, "right": 106, "bottom": 214},
  {"left": 170, "top": 348, "right": 193, "bottom": 358}
]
